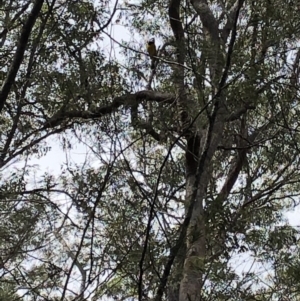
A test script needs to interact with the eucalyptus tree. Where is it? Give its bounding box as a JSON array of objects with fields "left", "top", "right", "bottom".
[{"left": 0, "top": 0, "right": 300, "bottom": 301}]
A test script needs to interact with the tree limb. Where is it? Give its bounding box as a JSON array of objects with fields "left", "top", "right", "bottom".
[
  {"left": 214, "top": 116, "right": 248, "bottom": 205},
  {"left": 45, "top": 91, "right": 175, "bottom": 128},
  {"left": 226, "top": 104, "right": 255, "bottom": 122},
  {"left": 0, "top": 0, "right": 44, "bottom": 113},
  {"left": 221, "top": 0, "right": 243, "bottom": 42},
  {"left": 190, "top": 0, "right": 219, "bottom": 41}
]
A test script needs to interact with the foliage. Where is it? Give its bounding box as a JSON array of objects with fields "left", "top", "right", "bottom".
[{"left": 0, "top": 0, "right": 300, "bottom": 301}]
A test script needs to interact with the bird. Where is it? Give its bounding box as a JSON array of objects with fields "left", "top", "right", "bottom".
[{"left": 146, "top": 38, "right": 157, "bottom": 70}]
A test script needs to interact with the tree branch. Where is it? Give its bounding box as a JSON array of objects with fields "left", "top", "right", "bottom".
[
  {"left": 45, "top": 91, "right": 175, "bottom": 128},
  {"left": 190, "top": 0, "right": 219, "bottom": 41},
  {"left": 221, "top": 0, "right": 243, "bottom": 42},
  {"left": 0, "top": 0, "right": 44, "bottom": 113},
  {"left": 214, "top": 116, "right": 248, "bottom": 204},
  {"left": 226, "top": 104, "right": 255, "bottom": 122}
]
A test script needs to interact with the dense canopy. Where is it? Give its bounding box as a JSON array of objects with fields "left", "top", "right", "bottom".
[{"left": 0, "top": 0, "right": 300, "bottom": 301}]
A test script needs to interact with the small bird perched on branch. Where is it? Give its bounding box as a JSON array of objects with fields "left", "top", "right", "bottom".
[{"left": 146, "top": 38, "right": 157, "bottom": 70}]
